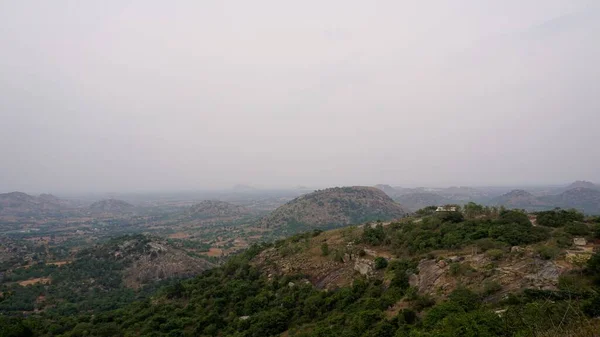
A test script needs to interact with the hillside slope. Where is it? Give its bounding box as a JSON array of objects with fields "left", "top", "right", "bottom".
[{"left": 259, "top": 186, "right": 408, "bottom": 233}]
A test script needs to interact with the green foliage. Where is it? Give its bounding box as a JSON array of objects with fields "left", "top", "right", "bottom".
[
  {"left": 485, "top": 249, "right": 504, "bottom": 261},
  {"left": 535, "top": 245, "right": 561, "bottom": 260},
  {"left": 392, "top": 211, "right": 548, "bottom": 254},
  {"left": 482, "top": 280, "right": 502, "bottom": 296},
  {"left": 374, "top": 257, "right": 388, "bottom": 270},
  {"left": 321, "top": 243, "right": 329, "bottom": 256},
  {"left": 415, "top": 206, "right": 437, "bottom": 216},
  {"left": 564, "top": 222, "right": 590, "bottom": 236},
  {"left": 536, "top": 209, "right": 585, "bottom": 227},
  {"left": 361, "top": 224, "right": 387, "bottom": 246}
]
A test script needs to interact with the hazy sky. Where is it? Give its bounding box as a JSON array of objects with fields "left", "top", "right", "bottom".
[{"left": 1, "top": 1, "right": 599, "bottom": 193}]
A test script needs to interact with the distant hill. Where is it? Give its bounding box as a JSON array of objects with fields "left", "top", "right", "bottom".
[
  {"left": 0, "top": 192, "right": 66, "bottom": 216},
  {"left": 373, "top": 184, "right": 397, "bottom": 196},
  {"left": 552, "top": 180, "right": 599, "bottom": 195},
  {"left": 491, "top": 189, "right": 548, "bottom": 210},
  {"left": 259, "top": 186, "right": 408, "bottom": 233},
  {"left": 542, "top": 187, "right": 600, "bottom": 214},
  {"left": 89, "top": 199, "right": 134, "bottom": 213},
  {"left": 394, "top": 192, "right": 450, "bottom": 211},
  {"left": 436, "top": 186, "right": 491, "bottom": 202},
  {"left": 187, "top": 200, "right": 252, "bottom": 219}
]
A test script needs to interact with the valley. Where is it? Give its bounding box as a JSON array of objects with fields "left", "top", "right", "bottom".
[{"left": 1, "top": 182, "right": 600, "bottom": 336}]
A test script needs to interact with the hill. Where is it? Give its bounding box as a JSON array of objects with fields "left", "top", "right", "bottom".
[
  {"left": 0, "top": 235, "right": 214, "bottom": 315},
  {"left": 186, "top": 200, "right": 252, "bottom": 219},
  {"left": 543, "top": 187, "right": 600, "bottom": 214},
  {"left": 89, "top": 198, "right": 134, "bottom": 213},
  {"left": 395, "top": 192, "right": 450, "bottom": 211},
  {"left": 9, "top": 207, "right": 599, "bottom": 336},
  {"left": 490, "top": 189, "right": 548, "bottom": 210},
  {"left": 259, "top": 186, "right": 408, "bottom": 233},
  {"left": 0, "top": 192, "right": 66, "bottom": 216}
]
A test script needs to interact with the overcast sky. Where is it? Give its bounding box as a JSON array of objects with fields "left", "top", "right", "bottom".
[{"left": 1, "top": 1, "right": 599, "bottom": 193}]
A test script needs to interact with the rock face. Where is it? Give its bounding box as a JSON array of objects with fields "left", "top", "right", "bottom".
[
  {"left": 78, "top": 235, "right": 214, "bottom": 289},
  {"left": 259, "top": 186, "right": 408, "bottom": 233},
  {"left": 409, "top": 259, "right": 445, "bottom": 292},
  {"left": 354, "top": 259, "right": 374, "bottom": 276}
]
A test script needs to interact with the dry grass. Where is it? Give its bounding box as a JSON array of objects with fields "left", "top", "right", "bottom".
[
  {"left": 47, "top": 261, "right": 70, "bottom": 266},
  {"left": 203, "top": 248, "right": 223, "bottom": 257},
  {"left": 19, "top": 277, "right": 51, "bottom": 286}
]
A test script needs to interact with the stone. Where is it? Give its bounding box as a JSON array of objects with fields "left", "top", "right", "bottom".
[
  {"left": 354, "top": 259, "right": 374, "bottom": 276},
  {"left": 573, "top": 238, "right": 587, "bottom": 246}
]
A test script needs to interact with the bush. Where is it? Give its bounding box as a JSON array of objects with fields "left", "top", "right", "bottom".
[
  {"left": 485, "top": 249, "right": 504, "bottom": 261},
  {"left": 374, "top": 257, "right": 388, "bottom": 270},
  {"left": 564, "top": 222, "right": 590, "bottom": 236},
  {"left": 321, "top": 243, "right": 329, "bottom": 256},
  {"left": 482, "top": 280, "right": 502, "bottom": 296},
  {"left": 537, "top": 209, "right": 584, "bottom": 227},
  {"left": 536, "top": 245, "right": 560, "bottom": 260}
]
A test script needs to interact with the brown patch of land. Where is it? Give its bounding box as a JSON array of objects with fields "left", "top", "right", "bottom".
[
  {"left": 168, "top": 232, "right": 189, "bottom": 239},
  {"left": 203, "top": 248, "right": 223, "bottom": 257},
  {"left": 19, "top": 277, "right": 51, "bottom": 286},
  {"left": 47, "top": 261, "right": 70, "bottom": 266}
]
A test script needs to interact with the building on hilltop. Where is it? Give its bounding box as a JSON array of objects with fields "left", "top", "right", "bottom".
[{"left": 436, "top": 206, "right": 457, "bottom": 212}]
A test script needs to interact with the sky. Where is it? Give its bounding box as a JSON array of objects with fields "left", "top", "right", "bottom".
[{"left": 1, "top": 0, "right": 599, "bottom": 193}]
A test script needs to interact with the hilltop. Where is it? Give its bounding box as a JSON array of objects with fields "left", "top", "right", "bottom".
[
  {"left": 0, "top": 235, "right": 214, "bottom": 315},
  {"left": 89, "top": 198, "right": 134, "bottom": 214},
  {"left": 186, "top": 200, "right": 252, "bottom": 219},
  {"left": 543, "top": 187, "right": 600, "bottom": 214},
  {"left": 0, "top": 191, "right": 67, "bottom": 216},
  {"left": 259, "top": 186, "right": 408, "bottom": 233},
  {"left": 79, "top": 234, "right": 214, "bottom": 288},
  {"left": 491, "top": 189, "right": 548, "bottom": 210}
]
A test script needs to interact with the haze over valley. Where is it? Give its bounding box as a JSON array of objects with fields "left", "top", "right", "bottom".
[{"left": 1, "top": 1, "right": 600, "bottom": 336}]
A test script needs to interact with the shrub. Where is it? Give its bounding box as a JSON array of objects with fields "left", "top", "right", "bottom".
[
  {"left": 485, "top": 249, "right": 504, "bottom": 261},
  {"left": 482, "top": 280, "right": 502, "bottom": 296},
  {"left": 564, "top": 222, "right": 590, "bottom": 236},
  {"left": 536, "top": 245, "right": 560, "bottom": 260},
  {"left": 374, "top": 257, "right": 388, "bottom": 270},
  {"left": 321, "top": 243, "right": 329, "bottom": 256},
  {"left": 537, "top": 209, "right": 584, "bottom": 227}
]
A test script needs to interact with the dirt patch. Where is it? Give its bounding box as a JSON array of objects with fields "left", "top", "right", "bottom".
[
  {"left": 19, "top": 277, "right": 51, "bottom": 286},
  {"left": 203, "top": 248, "right": 223, "bottom": 257},
  {"left": 168, "top": 232, "right": 189, "bottom": 239},
  {"left": 47, "top": 261, "right": 70, "bottom": 266}
]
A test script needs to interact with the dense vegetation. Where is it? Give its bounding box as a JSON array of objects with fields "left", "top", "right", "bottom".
[
  {"left": 1, "top": 243, "right": 599, "bottom": 337},
  {"left": 2, "top": 206, "right": 600, "bottom": 336}
]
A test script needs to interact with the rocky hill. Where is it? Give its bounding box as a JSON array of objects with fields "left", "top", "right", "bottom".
[
  {"left": 78, "top": 235, "right": 214, "bottom": 288},
  {"left": 0, "top": 192, "right": 66, "bottom": 216},
  {"left": 186, "top": 200, "right": 252, "bottom": 219},
  {"left": 259, "top": 186, "right": 408, "bottom": 233},
  {"left": 89, "top": 198, "right": 134, "bottom": 214},
  {"left": 542, "top": 187, "right": 600, "bottom": 214},
  {"left": 491, "top": 189, "right": 548, "bottom": 210}
]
